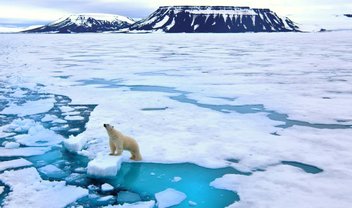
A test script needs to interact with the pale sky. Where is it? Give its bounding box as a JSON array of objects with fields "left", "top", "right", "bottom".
[{"left": 0, "top": 0, "right": 351, "bottom": 29}]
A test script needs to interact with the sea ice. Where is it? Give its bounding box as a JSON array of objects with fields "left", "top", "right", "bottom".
[
  {"left": 0, "top": 158, "right": 32, "bottom": 172},
  {"left": 14, "top": 123, "right": 64, "bottom": 146},
  {"left": 101, "top": 183, "right": 114, "bottom": 192},
  {"left": 0, "top": 186, "right": 4, "bottom": 194},
  {"left": 4, "top": 142, "right": 20, "bottom": 149},
  {"left": 38, "top": 164, "right": 67, "bottom": 178},
  {"left": 87, "top": 154, "right": 124, "bottom": 177},
  {"left": 0, "top": 168, "right": 88, "bottom": 208},
  {"left": 1, "top": 98, "right": 55, "bottom": 116},
  {"left": 155, "top": 188, "right": 187, "bottom": 208},
  {"left": 41, "top": 114, "right": 58, "bottom": 122},
  {"left": 103, "top": 201, "right": 155, "bottom": 208},
  {"left": 0, "top": 147, "right": 50, "bottom": 157},
  {"left": 171, "top": 176, "right": 182, "bottom": 182}
]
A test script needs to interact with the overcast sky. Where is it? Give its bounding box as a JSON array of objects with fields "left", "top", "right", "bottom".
[{"left": 0, "top": 0, "right": 351, "bottom": 27}]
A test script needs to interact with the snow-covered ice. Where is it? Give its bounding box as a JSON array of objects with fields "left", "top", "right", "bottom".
[
  {"left": 1, "top": 98, "right": 54, "bottom": 116},
  {"left": 4, "top": 142, "right": 20, "bottom": 149},
  {"left": 1, "top": 32, "right": 352, "bottom": 207},
  {"left": 155, "top": 188, "right": 187, "bottom": 208},
  {"left": 87, "top": 154, "right": 124, "bottom": 177},
  {"left": 0, "top": 158, "right": 32, "bottom": 172},
  {"left": 0, "top": 147, "right": 50, "bottom": 157},
  {"left": 0, "top": 168, "right": 88, "bottom": 208}
]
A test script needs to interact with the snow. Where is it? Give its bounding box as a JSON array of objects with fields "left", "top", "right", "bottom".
[
  {"left": 0, "top": 168, "right": 88, "bottom": 208},
  {"left": 1, "top": 98, "right": 54, "bottom": 116},
  {"left": 101, "top": 183, "right": 114, "bottom": 192},
  {"left": 155, "top": 188, "right": 187, "bottom": 208},
  {"left": 185, "top": 9, "right": 257, "bottom": 16},
  {"left": 153, "top": 16, "right": 169, "bottom": 29},
  {"left": 4, "top": 142, "right": 20, "bottom": 149},
  {"left": 0, "top": 158, "right": 32, "bottom": 172},
  {"left": 51, "top": 13, "right": 135, "bottom": 26},
  {"left": 87, "top": 154, "right": 124, "bottom": 177},
  {"left": 0, "top": 147, "right": 50, "bottom": 157}
]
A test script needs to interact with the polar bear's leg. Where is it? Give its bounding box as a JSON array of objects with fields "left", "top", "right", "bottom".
[
  {"left": 116, "top": 146, "right": 123, "bottom": 155},
  {"left": 109, "top": 140, "right": 116, "bottom": 155}
]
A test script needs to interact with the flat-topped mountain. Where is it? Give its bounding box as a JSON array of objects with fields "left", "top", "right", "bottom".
[
  {"left": 129, "top": 6, "right": 299, "bottom": 33},
  {"left": 23, "top": 13, "right": 135, "bottom": 33}
]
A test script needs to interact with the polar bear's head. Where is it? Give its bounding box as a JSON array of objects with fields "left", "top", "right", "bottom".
[{"left": 103, "top": 123, "right": 114, "bottom": 131}]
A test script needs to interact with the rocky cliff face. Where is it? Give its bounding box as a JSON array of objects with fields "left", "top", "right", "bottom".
[{"left": 129, "top": 6, "right": 299, "bottom": 33}]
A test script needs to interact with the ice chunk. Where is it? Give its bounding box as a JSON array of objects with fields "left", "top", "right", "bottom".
[
  {"left": 4, "top": 118, "right": 36, "bottom": 133},
  {"left": 1, "top": 98, "right": 55, "bottom": 116},
  {"left": 155, "top": 188, "right": 186, "bottom": 208},
  {"left": 38, "top": 164, "right": 67, "bottom": 178},
  {"left": 171, "top": 176, "right": 182, "bottom": 182},
  {"left": 188, "top": 201, "right": 197, "bottom": 206},
  {"left": 87, "top": 154, "right": 124, "bottom": 177},
  {"left": 103, "top": 201, "right": 155, "bottom": 208},
  {"left": 41, "top": 114, "right": 58, "bottom": 122},
  {"left": 0, "top": 168, "right": 88, "bottom": 208},
  {"left": 63, "top": 135, "right": 88, "bottom": 153},
  {"left": 0, "top": 186, "right": 4, "bottom": 194},
  {"left": 0, "top": 147, "right": 50, "bottom": 157},
  {"left": 101, "top": 183, "right": 114, "bottom": 192},
  {"left": 14, "top": 124, "right": 64, "bottom": 146},
  {"left": 117, "top": 191, "right": 141, "bottom": 203},
  {"left": 4, "top": 142, "right": 20, "bottom": 149},
  {"left": 98, "top": 195, "right": 115, "bottom": 202},
  {"left": 64, "top": 115, "right": 85, "bottom": 121},
  {"left": 0, "top": 158, "right": 32, "bottom": 172}
]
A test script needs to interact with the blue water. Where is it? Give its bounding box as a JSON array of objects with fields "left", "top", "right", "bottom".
[{"left": 282, "top": 161, "right": 323, "bottom": 174}]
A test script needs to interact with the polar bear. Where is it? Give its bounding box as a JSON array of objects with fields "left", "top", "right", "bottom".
[{"left": 103, "top": 124, "right": 142, "bottom": 161}]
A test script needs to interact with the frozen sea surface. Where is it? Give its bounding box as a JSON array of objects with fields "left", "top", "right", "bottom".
[{"left": 1, "top": 32, "right": 352, "bottom": 207}]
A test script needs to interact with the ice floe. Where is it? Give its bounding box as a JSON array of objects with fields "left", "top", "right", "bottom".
[
  {"left": 0, "top": 158, "right": 32, "bottom": 172},
  {"left": 155, "top": 188, "right": 187, "bottom": 208},
  {"left": 0, "top": 167, "right": 88, "bottom": 208},
  {"left": 1, "top": 98, "right": 55, "bottom": 116},
  {"left": 87, "top": 154, "right": 124, "bottom": 177},
  {"left": 0, "top": 147, "right": 50, "bottom": 157}
]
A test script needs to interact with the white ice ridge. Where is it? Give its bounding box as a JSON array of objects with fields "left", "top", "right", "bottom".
[
  {"left": 0, "top": 147, "right": 50, "bottom": 157},
  {"left": 0, "top": 158, "right": 32, "bottom": 172},
  {"left": 0, "top": 168, "right": 88, "bottom": 208},
  {"left": 87, "top": 154, "right": 124, "bottom": 177},
  {"left": 1, "top": 97, "right": 55, "bottom": 116},
  {"left": 155, "top": 188, "right": 186, "bottom": 208}
]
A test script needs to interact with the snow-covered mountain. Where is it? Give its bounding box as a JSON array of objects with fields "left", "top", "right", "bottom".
[
  {"left": 23, "top": 13, "right": 135, "bottom": 33},
  {"left": 129, "top": 6, "right": 299, "bottom": 33}
]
